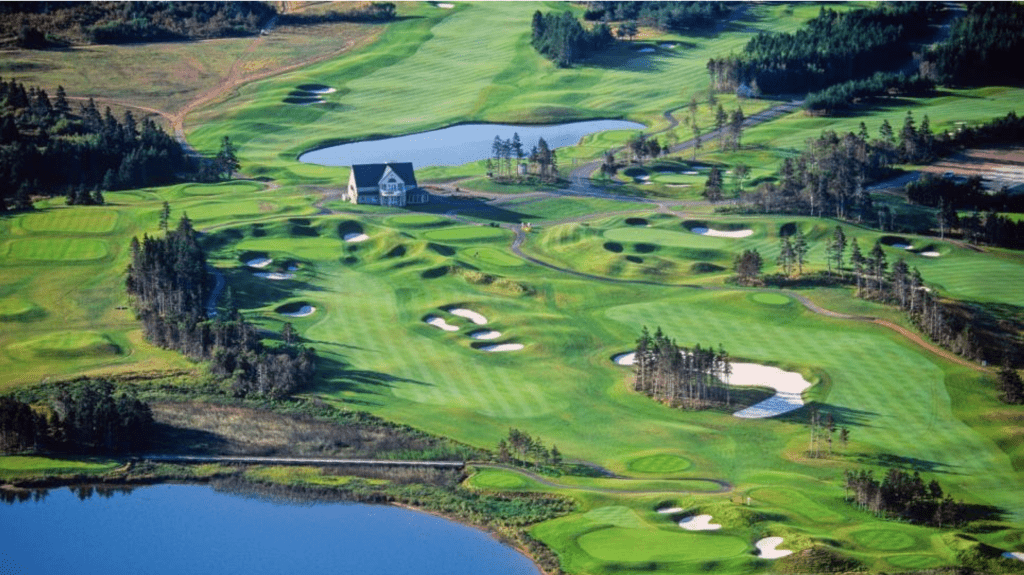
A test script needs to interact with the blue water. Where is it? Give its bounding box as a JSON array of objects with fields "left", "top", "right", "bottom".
[
  {"left": 0, "top": 484, "right": 541, "bottom": 575},
  {"left": 298, "top": 119, "right": 645, "bottom": 168}
]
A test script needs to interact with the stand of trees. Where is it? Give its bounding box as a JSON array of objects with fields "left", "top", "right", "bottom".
[
  {"left": 277, "top": 3, "right": 396, "bottom": 26},
  {"left": 497, "top": 428, "right": 562, "bottom": 466},
  {"left": 0, "top": 2, "right": 275, "bottom": 46},
  {"left": 922, "top": 2, "right": 1024, "bottom": 87},
  {"left": 845, "top": 468, "right": 968, "bottom": 528},
  {"left": 582, "top": 2, "right": 730, "bottom": 34},
  {"left": 633, "top": 327, "right": 732, "bottom": 409},
  {"left": 0, "top": 380, "right": 151, "bottom": 454},
  {"left": 0, "top": 80, "right": 187, "bottom": 211},
  {"left": 708, "top": 3, "right": 938, "bottom": 96},
  {"left": 804, "top": 72, "right": 935, "bottom": 115},
  {"left": 126, "top": 216, "right": 316, "bottom": 399},
  {"left": 487, "top": 134, "right": 559, "bottom": 181},
  {"left": 530, "top": 10, "right": 614, "bottom": 68}
]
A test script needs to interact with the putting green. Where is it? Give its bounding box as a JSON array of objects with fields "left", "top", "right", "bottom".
[
  {"left": 627, "top": 454, "right": 693, "bottom": 474},
  {"left": 583, "top": 506, "right": 646, "bottom": 529},
  {"left": 5, "top": 238, "right": 110, "bottom": 261},
  {"left": 851, "top": 529, "right": 919, "bottom": 551},
  {"left": 750, "top": 292, "right": 791, "bottom": 306},
  {"left": 20, "top": 209, "right": 118, "bottom": 234},
  {"left": 422, "top": 226, "right": 508, "bottom": 242},
  {"left": 470, "top": 468, "right": 532, "bottom": 489},
  {"left": 462, "top": 247, "right": 524, "bottom": 267},
  {"left": 577, "top": 527, "right": 749, "bottom": 562},
  {"left": 388, "top": 214, "right": 447, "bottom": 227},
  {"left": 7, "top": 331, "right": 120, "bottom": 358}
]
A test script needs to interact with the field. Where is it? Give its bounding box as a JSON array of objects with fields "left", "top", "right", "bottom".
[{"left": 2, "top": 3, "right": 1024, "bottom": 575}]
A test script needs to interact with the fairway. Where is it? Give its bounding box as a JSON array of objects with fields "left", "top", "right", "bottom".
[
  {"left": 20, "top": 209, "right": 118, "bottom": 234},
  {"left": 422, "top": 226, "right": 508, "bottom": 242},
  {"left": 5, "top": 238, "right": 110, "bottom": 261},
  {"left": 577, "top": 527, "right": 750, "bottom": 563},
  {"left": 7, "top": 331, "right": 121, "bottom": 359}
]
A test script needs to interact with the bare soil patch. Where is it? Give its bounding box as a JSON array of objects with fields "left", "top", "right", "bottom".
[{"left": 920, "top": 146, "right": 1024, "bottom": 192}]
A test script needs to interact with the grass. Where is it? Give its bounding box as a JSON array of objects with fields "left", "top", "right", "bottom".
[{"left": 0, "top": 456, "right": 120, "bottom": 479}]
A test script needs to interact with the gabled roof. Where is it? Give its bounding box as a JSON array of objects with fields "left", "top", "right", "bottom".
[{"left": 350, "top": 163, "right": 418, "bottom": 188}]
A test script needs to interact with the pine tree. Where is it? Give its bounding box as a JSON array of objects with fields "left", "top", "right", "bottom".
[{"left": 216, "top": 136, "right": 240, "bottom": 179}]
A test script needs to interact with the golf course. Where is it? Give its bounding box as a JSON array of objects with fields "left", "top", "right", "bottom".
[{"left": 2, "top": 2, "right": 1024, "bottom": 574}]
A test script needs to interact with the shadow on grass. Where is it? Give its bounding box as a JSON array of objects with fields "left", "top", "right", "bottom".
[
  {"left": 222, "top": 268, "right": 324, "bottom": 312},
  {"left": 775, "top": 403, "right": 878, "bottom": 428},
  {"left": 413, "top": 196, "right": 538, "bottom": 224},
  {"left": 309, "top": 355, "right": 432, "bottom": 407},
  {"left": 852, "top": 452, "right": 958, "bottom": 474}
]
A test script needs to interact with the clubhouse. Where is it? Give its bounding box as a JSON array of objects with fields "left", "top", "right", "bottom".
[{"left": 347, "top": 162, "right": 429, "bottom": 207}]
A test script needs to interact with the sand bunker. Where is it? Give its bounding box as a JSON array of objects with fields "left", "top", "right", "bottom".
[
  {"left": 920, "top": 251, "right": 941, "bottom": 257},
  {"left": 344, "top": 233, "right": 369, "bottom": 243},
  {"left": 307, "top": 87, "right": 336, "bottom": 94},
  {"left": 287, "top": 264, "right": 299, "bottom": 271},
  {"left": 437, "top": 2, "right": 454, "bottom": 7},
  {"left": 280, "top": 305, "right": 316, "bottom": 318},
  {"left": 691, "top": 227, "right": 754, "bottom": 239},
  {"left": 480, "top": 343, "right": 524, "bottom": 352},
  {"left": 247, "top": 257, "right": 273, "bottom": 268},
  {"left": 637, "top": 47, "right": 656, "bottom": 53},
  {"left": 449, "top": 308, "right": 488, "bottom": 325},
  {"left": 656, "top": 507, "right": 683, "bottom": 514},
  {"left": 425, "top": 316, "right": 459, "bottom": 332},
  {"left": 683, "top": 170, "right": 700, "bottom": 175},
  {"left": 729, "top": 363, "right": 812, "bottom": 419},
  {"left": 891, "top": 243, "right": 913, "bottom": 250},
  {"left": 613, "top": 352, "right": 636, "bottom": 366},
  {"left": 755, "top": 537, "right": 792, "bottom": 559},
  {"left": 678, "top": 515, "right": 721, "bottom": 531},
  {"left": 1003, "top": 552, "right": 1024, "bottom": 562},
  {"left": 254, "top": 272, "right": 294, "bottom": 280},
  {"left": 469, "top": 330, "right": 501, "bottom": 340}
]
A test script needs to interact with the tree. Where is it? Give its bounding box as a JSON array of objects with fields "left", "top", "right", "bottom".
[
  {"left": 691, "top": 121, "right": 701, "bottom": 161},
  {"left": 997, "top": 363, "right": 1024, "bottom": 405},
  {"left": 733, "top": 163, "right": 749, "bottom": 193},
  {"left": 793, "top": 231, "right": 809, "bottom": 275},
  {"left": 734, "top": 249, "right": 763, "bottom": 284},
  {"left": 702, "top": 167, "right": 723, "bottom": 202},
  {"left": 777, "top": 236, "right": 795, "bottom": 276},
  {"left": 831, "top": 225, "right": 847, "bottom": 274},
  {"left": 159, "top": 201, "right": 171, "bottom": 232},
  {"left": 728, "top": 107, "right": 745, "bottom": 150},
  {"left": 216, "top": 136, "right": 240, "bottom": 179}
]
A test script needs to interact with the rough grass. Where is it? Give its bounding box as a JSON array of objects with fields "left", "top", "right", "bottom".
[{"left": 0, "top": 456, "right": 119, "bottom": 479}]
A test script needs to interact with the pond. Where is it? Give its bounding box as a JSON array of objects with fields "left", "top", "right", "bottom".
[
  {"left": 298, "top": 119, "right": 645, "bottom": 168},
  {"left": 0, "top": 483, "right": 541, "bottom": 575}
]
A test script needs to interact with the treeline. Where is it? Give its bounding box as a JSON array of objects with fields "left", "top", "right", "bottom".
[
  {"left": 708, "top": 3, "right": 938, "bottom": 95},
  {"left": 487, "top": 134, "right": 559, "bottom": 181},
  {"left": 922, "top": 2, "right": 1024, "bottom": 87},
  {"left": 582, "top": 2, "right": 730, "bottom": 33},
  {"left": 277, "top": 3, "right": 396, "bottom": 26},
  {"left": 906, "top": 175, "right": 1024, "bottom": 249},
  {"left": 0, "top": 1, "right": 274, "bottom": 46},
  {"left": 126, "top": 216, "right": 316, "bottom": 399},
  {"left": 633, "top": 327, "right": 732, "bottom": 409},
  {"left": 0, "top": 380, "right": 151, "bottom": 454},
  {"left": 804, "top": 72, "right": 935, "bottom": 114},
  {"left": 0, "top": 79, "right": 187, "bottom": 211},
  {"left": 845, "top": 468, "right": 968, "bottom": 528},
  {"left": 530, "top": 10, "right": 614, "bottom": 68},
  {"left": 496, "top": 428, "right": 562, "bottom": 466}
]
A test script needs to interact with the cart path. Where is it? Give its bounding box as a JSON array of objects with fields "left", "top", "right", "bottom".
[{"left": 473, "top": 464, "right": 733, "bottom": 495}]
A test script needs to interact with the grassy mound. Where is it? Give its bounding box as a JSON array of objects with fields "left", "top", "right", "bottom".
[
  {"left": 0, "top": 298, "right": 46, "bottom": 322},
  {"left": 423, "top": 226, "right": 508, "bottom": 242},
  {"left": 851, "top": 528, "right": 919, "bottom": 551},
  {"left": 751, "top": 292, "right": 791, "bottom": 306},
  {"left": 8, "top": 331, "right": 121, "bottom": 358}
]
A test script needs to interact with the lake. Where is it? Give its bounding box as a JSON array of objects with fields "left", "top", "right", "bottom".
[
  {"left": 0, "top": 483, "right": 541, "bottom": 575},
  {"left": 298, "top": 119, "right": 645, "bottom": 168}
]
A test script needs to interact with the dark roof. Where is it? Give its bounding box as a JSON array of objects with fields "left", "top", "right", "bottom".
[{"left": 350, "top": 163, "right": 418, "bottom": 188}]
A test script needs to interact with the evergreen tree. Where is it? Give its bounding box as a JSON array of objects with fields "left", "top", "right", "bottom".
[{"left": 216, "top": 136, "right": 240, "bottom": 179}]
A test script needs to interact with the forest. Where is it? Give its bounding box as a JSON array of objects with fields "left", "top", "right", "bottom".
[
  {"left": 126, "top": 216, "right": 317, "bottom": 399},
  {"left": 633, "top": 327, "right": 733, "bottom": 409},
  {"left": 0, "top": 79, "right": 187, "bottom": 211},
  {"left": 0, "top": 379, "right": 152, "bottom": 454},
  {"left": 707, "top": 3, "right": 938, "bottom": 95},
  {"left": 0, "top": 1, "right": 274, "bottom": 46},
  {"left": 922, "top": 2, "right": 1024, "bottom": 87},
  {"left": 487, "top": 134, "right": 560, "bottom": 181},
  {"left": 530, "top": 10, "right": 615, "bottom": 68},
  {"left": 582, "top": 1, "right": 730, "bottom": 34},
  {"left": 803, "top": 72, "right": 935, "bottom": 115}
]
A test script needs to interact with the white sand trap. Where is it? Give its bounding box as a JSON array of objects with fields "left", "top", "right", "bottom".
[
  {"left": 729, "top": 363, "right": 812, "bottom": 419},
  {"left": 656, "top": 507, "right": 683, "bottom": 514},
  {"left": 297, "top": 99, "right": 324, "bottom": 105},
  {"left": 480, "top": 343, "right": 524, "bottom": 352},
  {"left": 287, "top": 264, "right": 299, "bottom": 271},
  {"left": 1004, "top": 552, "right": 1024, "bottom": 562},
  {"left": 344, "top": 233, "right": 369, "bottom": 242},
  {"left": 449, "top": 308, "right": 488, "bottom": 325},
  {"left": 437, "top": 2, "right": 454, "bottom": 7},
  {"left": 691, "top": 227, "right": 755, "bottom": 238},
  {"left": 755, "top": 537, "right": 793, "bottom": 559},
  {"left": 891, "top": 243, "right": 913, "bottom": 250},
  {"left": 678, "top": 515, "right": 721, "bottom": 531},
  {"left": 684, "top": 170, "right": 700, "bottom": 175},
  {"left": 637, "top": 47, "right": 656, "bottom": 53},
  {"left": 469, "top": 330, "right": 501, "bottom": 340},
  {"left": 254, "top": 272, "right": 294, "bottom": 280},
  {"left": 660, "top": 43, "right": 677, "bottom": 49},
  {"left": 425, "top": 316, "right": 459, "bottom": 332},
  {"left": 667, "top": 184, "right": 691, "bottom": 188},
  {"left": 920, "top": 251, "right": 941, "bottom": 257},
  {"left": 281, "top": 305, "right": 315, "bottom": 317},
  {"left": 308, "top": 87, "right": 336, "bottom": 94},
  {"left": 247, "top": 257, "right": 273, "bottom": 268},
  {"left": 613, "top": 352, "right": 636, "bottom": 366}
]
